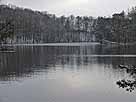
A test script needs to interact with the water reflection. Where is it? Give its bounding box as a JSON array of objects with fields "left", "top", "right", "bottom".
[
  {"left": 0, "top": 45, "right": 136, "bottom": 101},
  {"left": 0, "top": 45, "right": 101, "bottom": 81},
  {"left": 0, "top": 45, "right": 136, "bottom": 81}
]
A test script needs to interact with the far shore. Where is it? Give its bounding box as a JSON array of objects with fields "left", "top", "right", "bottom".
[
  {"left": 3, "top": 42, "right": 100, "bottom": 46},
  {"left": 2, "top": 41, "right": 136, "bottom": 47}
]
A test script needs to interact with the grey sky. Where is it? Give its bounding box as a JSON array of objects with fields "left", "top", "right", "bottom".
[{"left": 2, "top": 0, "right": 136, "bottom": 17}]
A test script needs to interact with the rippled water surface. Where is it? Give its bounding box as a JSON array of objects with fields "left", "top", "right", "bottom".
[{"left": 0, "top": 44, "right": 136, "bottom": 102}]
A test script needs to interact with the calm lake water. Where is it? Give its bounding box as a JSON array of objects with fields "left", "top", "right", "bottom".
[{"left": 0, "top": 44, "right": 136, "bottom": 102}]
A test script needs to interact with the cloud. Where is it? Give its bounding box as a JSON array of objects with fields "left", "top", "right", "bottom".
[{"left": 2, "top": 0, "right": 136, "bottom": 17}]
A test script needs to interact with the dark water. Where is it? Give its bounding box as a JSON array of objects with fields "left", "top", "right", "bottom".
[{"left": 0, "top": 44, "right": 136, "bottom": 102}]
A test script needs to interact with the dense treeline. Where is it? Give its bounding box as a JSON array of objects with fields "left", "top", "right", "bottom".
[
  {"left": 0, "top": 5, "right": 96, "bottom": 43},
  {"left": 95, "top": 9, "right": 136, "bottom": 43},
  {"left": 0, "top": 4, "right": 136, "bottom": 43}
]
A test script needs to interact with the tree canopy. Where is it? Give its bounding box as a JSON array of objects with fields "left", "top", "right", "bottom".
[{"left": 0, "top": 4, "right": 136, "bottom": 44}]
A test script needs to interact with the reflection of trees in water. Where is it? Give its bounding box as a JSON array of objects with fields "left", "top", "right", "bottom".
[
  {"left": 0, "top": 46, "right": 99, "bottom": 81},
  {"left": 95, "top": 45, "right": 136, "bottom": 93},
  {"left": 98, "top": 45, "right": 136, "bottom": 55},
  {"left": 0, "top": 47, "right": 51, "bottom": 81},
  {"left": 0, "top": 45, "right": 136, "bottom": 82}
]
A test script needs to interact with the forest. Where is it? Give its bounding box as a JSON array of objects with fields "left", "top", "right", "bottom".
[{"left": 0, "top": 4, "right": 136, "bottom": 44}]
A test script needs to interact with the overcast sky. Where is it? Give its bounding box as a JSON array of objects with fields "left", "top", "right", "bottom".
[{"left": 2, "top": 0, "right": 136, "bottom": 17}]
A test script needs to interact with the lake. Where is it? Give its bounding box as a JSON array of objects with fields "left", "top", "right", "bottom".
[{"left": 0, "top": 44, "right": 136, "bottom": 102}]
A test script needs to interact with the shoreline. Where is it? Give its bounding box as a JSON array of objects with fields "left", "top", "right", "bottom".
[{"left": 3, "top": 42, "right": 100, "bottom": 46}]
